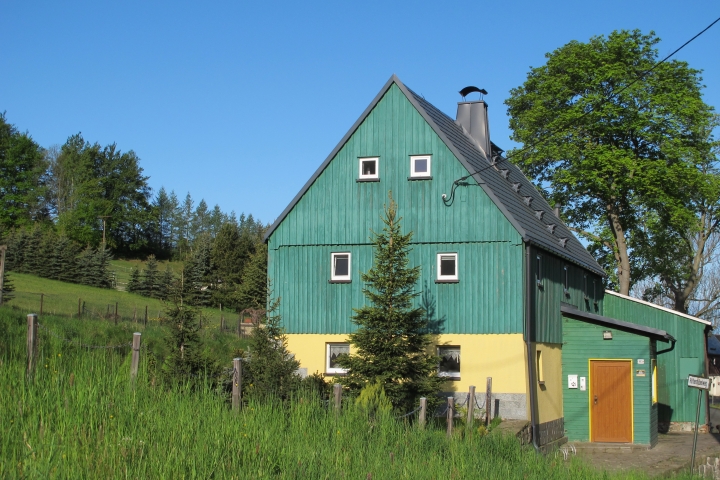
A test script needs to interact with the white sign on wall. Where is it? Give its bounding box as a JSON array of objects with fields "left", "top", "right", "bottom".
[
  {"left": 688, "top": 375, "right": 710, "bottom": 390},
  {"left": 568, "top": 375, "right": 578, "bottom": 389},
  {"left": 580, "top": 377, "right": 586, "bottom": 391}
]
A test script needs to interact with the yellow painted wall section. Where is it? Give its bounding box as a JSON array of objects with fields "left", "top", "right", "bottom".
[
  {"left": 535, "top": 342, "right": 563, "bottom": 423},
  {"left": 285, "top": 333, "right": 528, "bottom": 394}
]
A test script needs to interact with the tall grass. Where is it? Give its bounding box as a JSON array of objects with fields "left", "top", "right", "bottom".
[{"left": 0, "top": 309, "right": 688, "bottom": 479}]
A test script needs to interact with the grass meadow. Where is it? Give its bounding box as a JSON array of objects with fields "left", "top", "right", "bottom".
[
  {"left": 0, "top": 308, "right": 694, "bottom": 479},
  {"left": 6, "top": 272, "right": 231, "bottom": 327}
]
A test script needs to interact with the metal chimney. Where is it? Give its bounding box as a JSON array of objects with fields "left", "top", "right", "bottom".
[{"left": 456, "top": 90, "right": 492, "bottom": 161}]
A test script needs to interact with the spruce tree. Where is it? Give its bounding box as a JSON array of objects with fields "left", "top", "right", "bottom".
[
  {"left": 159, "top": 265, "right": 174, "bottom": 300},
  {"left": 336, "top": 193, "right": 443, "bottom": 412},
  {"left": 235, "top": 243, "right": 267, "bottom": 311},
  {"left": 243, "top": 295, "right": 300, "bottom": 401},
  {"left": 160, "top": 302, "right": 218, "bottom": 383},
  {"left": 127, "top": 266, "right": 141, "bottom": 293},
  {"left": 142, "top": 254, "right": 160, "bottom": 298}
]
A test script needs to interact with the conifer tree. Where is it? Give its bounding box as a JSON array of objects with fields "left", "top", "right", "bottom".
[
  {"left": 336, "top": 193, "right": 443, "bottom": 412},
  {"left": 127, "top": 266, "right": 141, "bottom": 293},
  {"left": 159, "top": 265, "right": 174, "bottom": 300},
  {"left": 235, "top": 243, "right": 268, "bottom": 311},
  {"left": 142, "top": 254, "right": 160, "bottom": 298},
  {"left": 243, "top": 294, "right": 300, "bottom": 401},
  {"left": 160, "top": 302, "right": 218, "bottom": 383}
]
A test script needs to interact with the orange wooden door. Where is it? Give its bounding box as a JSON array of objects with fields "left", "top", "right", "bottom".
[{"left": 590, "top": 360, "right": 632, "bottom": 443}]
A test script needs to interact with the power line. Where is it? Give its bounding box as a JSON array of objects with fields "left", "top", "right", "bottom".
[{"left": 448, "top": 15, "right": 720, "bottom": 188}]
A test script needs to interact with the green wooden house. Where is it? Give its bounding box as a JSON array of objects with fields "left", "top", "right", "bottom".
[{"left": 264, "top": 75, "right": 711, "bottom": 448}]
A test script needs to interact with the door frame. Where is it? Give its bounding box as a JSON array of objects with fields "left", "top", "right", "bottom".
[{"left": 588, "top": 358, "right": 634, "bottom": 443}]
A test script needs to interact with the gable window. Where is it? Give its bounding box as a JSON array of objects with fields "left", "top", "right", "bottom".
[
  {"left": 326, "top": 343, "right": 349, "bottom": 374},
  {"left": 358, "top": 157, "right": 379, "bottom": 181},
  {"left": 436, "top": 253, "right": 458, "bottom": 282},
  {"left": 563, "top": 265, "right": 570, "bottom": 295},
  {"left": 438, "top": 346, "right": 460, "bottom": 379},
  {"left": 409, "top": 155, "right": 432, "bottom": 179},
  {"left": 330, "top": 252, "right": 351, "bottom": 282},
  {"left": 536, "top": 254, "right": 542, "bottom": 287}
]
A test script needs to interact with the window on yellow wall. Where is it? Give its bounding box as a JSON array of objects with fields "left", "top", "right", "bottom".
[
  {"left": 536, "top": 350, "right": 545, "bottom": 385},
  {"left": 652, "top": 359, "right": 658, "bottom": 404},
  {"left": 326, "top": 343, "right": 349, "bottom": 375},
  {"left": 438, "top": 346, "right": 460, "bottom": 379}
]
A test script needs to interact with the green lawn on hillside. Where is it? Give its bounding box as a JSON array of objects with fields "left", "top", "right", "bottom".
[
  {"left": 5, "top": 271, "right": 236, "bottom": 328},
  {"left": 110, "top": 258, "right": 184, "bottom": 291}
]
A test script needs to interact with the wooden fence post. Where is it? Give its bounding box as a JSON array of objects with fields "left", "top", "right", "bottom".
[
  {"left": 232, "top": 358, "right": 242, "bottom": 411},
  {"left": 27, "top": 314, "right": 38, "bottom": 379},
  {"left": 446, "top": 397, "right": 454, "bottom": 437},
  {"left": 130, "top": 332, "right": 141, "bottom": 383},
  {"left": 115, "top": 302, "right": 118, "bottom": 325},
  {"left": 467, "top": 385, "right": 476, "bottom": 429},
  {"left": 237, "top": 318, "right": 241, "bottom": 338},
  {"left": 78, "top": 298, "right": 82, "bottom": 318},
  {"left": 485, "top": 377, "right": 493, "bottom": 426},
  {"left": 144, "top": 306, "right": 148, "bottom": 325},
  {"left": 133, "top": 306, "right": 137, "bottom": 323},
  {"left": 334, "top": 383, "right": 342, "bottom": 411},
  {"left": 419, "top": 397, "right": 427, "bottom": 428},
  {"left": 0, "top": 245, "right": 6, "bottom": 306},
  {"left": 40, "top": 293, "right": 44, "bottom": 315}
]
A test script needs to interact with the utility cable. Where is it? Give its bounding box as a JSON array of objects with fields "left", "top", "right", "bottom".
[{"left": 443, "top": 16, "right": 720, "bottom": 202}]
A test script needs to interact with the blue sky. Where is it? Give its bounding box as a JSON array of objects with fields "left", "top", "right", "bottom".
[{"left": 2, "top": 1, "right": 719, "bottom": 225}]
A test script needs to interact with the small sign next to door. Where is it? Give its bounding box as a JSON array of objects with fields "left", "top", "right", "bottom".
[{"left": 687, "top": 375, "right": 710, "bottom": 390}]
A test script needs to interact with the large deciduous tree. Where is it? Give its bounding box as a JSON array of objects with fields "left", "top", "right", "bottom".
[
  {"left": 0, "top": 113, "right": 50, "bottom": 229},
  {"left": 336, "top": 193, "right": 443, "bottom": 412},
  {"left": 505, "top": 30, "right": 718, "bottom": 297},
  {"left": 52, "top": 133, "right": 153, "bottom": 254}
]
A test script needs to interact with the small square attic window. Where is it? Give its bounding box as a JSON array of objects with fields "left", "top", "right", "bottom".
[
  {"left": 436, "top": 253, "right": 458, "bottom": 282},
  {"left": 410, "top": 155, "right": 431, "bottom": 178},
  {"left": 358, "top": 157, "right": 379, "bottom": 180},
  {"left": 331, "top": 252, "right": 351, "bottom": 282}
]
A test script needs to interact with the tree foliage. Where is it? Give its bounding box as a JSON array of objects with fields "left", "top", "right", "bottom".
[
  {"left": 0, "top": 113, "right": 50, "bottom": 229},
  {"left": 336, "top": 193, "right": 443, "bottom": 412},
  {"left": 505, "top": 29, "right": 718, "bottom": 299},
  {"left": 243, "top": 295, "right": 300, "bottom": 401}
]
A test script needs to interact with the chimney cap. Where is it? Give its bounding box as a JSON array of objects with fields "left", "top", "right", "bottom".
[{"left": 459, "top": 86, "right": 488, "bottom": 100}]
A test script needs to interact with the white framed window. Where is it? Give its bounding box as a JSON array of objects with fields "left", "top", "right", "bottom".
[
  {"left": 438, "top": 346, "right": 460, "bottom": 379},
  {"left": 358, "top": 157, "right": 379, "bottom": 180},
  {"left": 409, "top": 155, "right": 432, "bottom": 178},
  {"left": 326, "top": 343, "right": 349, "bottom": 374},
  {"left": 330, "top": 252, "right": 351, "bottom": 282},
  {"left": 436, "top": 253, "right": 458, "bottom": 282}
]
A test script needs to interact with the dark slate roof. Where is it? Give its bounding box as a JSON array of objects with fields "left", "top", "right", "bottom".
[
  {"left": 560, "top": 304, "right": 675, "bottom": 342},
  {"left": 264, "top": 75, "right": 605, "bottom": 276}
]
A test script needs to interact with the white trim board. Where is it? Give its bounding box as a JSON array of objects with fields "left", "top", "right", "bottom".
[{"left": 604, "top": 290, "right": 711, "bottom": 326}]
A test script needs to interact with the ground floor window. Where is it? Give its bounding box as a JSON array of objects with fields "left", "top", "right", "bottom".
[
  {"left": 326, "top": 343, "right": 349, "bottom": 374},
  {"left": 438, "top": 346, "right": 460, "bottom": 379}
]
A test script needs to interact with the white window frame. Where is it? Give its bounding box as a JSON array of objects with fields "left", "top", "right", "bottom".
[
  {"left": 326, "top": 343, "right": 349, "bottom": 375},
  {"left": 409, "top": 155, "right": 432, "bottom": 178},
  {"left": 438, "top": 346, "right": 461, "bottom": 379},
  {"left": 358, "top": 157, "right": 379, "bottom": 180},
  {"left": 330, "top": 252, "right": 351, "bottom": 282},
  {"left": 436, "top": 253, "right": 458, "bottom": 282}
]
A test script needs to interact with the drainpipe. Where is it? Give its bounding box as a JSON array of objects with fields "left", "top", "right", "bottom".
[
  {"left": 525, "top": 243, "right": 541, "bottom": 452},
  {"left": 704, "top": 325, "right": 711, "bottom": 431}
]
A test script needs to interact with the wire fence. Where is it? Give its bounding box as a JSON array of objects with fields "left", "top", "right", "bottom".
[
  {"left": 38, "top": 322, "right": 133, "bottom": 349},
  {"left": 8, "top": 290, "right": 253, "bottom": 338}
]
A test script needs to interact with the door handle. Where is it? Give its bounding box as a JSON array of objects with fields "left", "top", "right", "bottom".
[{"left": 594, "top": 395, "right": 598, "bottom": 405}]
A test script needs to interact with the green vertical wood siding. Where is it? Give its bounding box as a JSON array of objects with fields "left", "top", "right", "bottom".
[
  {"left": 531, "top": 247, "right": 604, "bottom": 344},
  {"left": 267, "top": 83, "right": 525, "bottom": 335},
  {"left": 604, "top": 294, "right": 707, "bottom": 423},
  {"left": 270, "top": 242, "right": 524, "bottom": 334},
  {"left": 562, "top": 317, "right": 655, "bottom": 444},
  {"left": 269, "top": 84, "right": 522, "bottom": 247}
]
